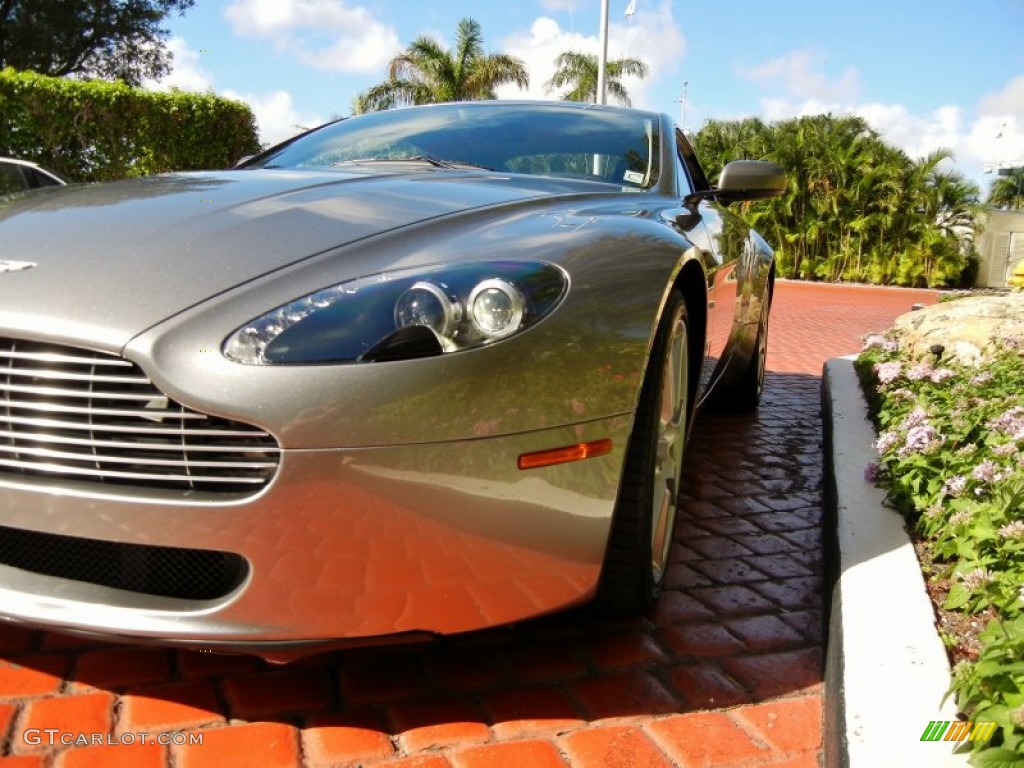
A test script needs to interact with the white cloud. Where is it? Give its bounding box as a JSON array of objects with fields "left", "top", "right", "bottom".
[
  {"left": 496, "top": 1, "right": 685, "bottom": 109},
  {"left": 144, "top": 37, "right": 215, "bottom": 92},
  {"left": 758, "top": 97, "right": 966, "bottom": 161},
  {"left": 738, "top": 48, "right": 861, "bottom": 103},
  {"left": 974, "top": 76, "right": 1024, "bottom": 170},
  {"left": 860, "top": 103, "right": 963, "bottom": 158},
  {"left": 741, "top": 50, "right": 1024, "bottom": 189},
  {"left": 496, "top": 17, "right": 591, "bottom": 101},
  {"left": 224, "top": 0, "right": 398, "bottom": 74},
  {"left": 144, "top": 38, "right": 319, "bottom": 148},
  {"left": 754, "top": 73, "right": 1024, "bottom": 189},
  {"left": 979, "top": 74, "right": 1024, "bottom": 116},
  {"left": 224, "top": 89, "right": 324, "bottom": 147}
]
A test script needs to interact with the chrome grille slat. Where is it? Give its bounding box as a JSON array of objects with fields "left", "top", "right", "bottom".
[
  {"left": 0, "top": 444, "right": 278, "bottom": 469},
  {"left": 0, "top": 412, "right": 271, "bottom": 437},
  {"left": 0, "top": 338, "right": 280, "bottom": 493},
  {"left": 2, "top": 366, "right": 149, "bottom": 384},
  {"left": 0, "top": 429, "right": 279, "bottom": 453},
  {"left": 0, "top": 458, "right": 268, "bottom": 484},
  {"left": 0, "top": 398, "right": 209, "bottom": 419},
  {"left": 0, "top": 349, "right": 133, "bottom": 366},
  {"left": 0, "top": 381, "right": 166, "bottom": 401}
]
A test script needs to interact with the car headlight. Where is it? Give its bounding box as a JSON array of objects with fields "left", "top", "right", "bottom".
[{"left": 223, "top": 261, "right": 568, "bottom": 365}]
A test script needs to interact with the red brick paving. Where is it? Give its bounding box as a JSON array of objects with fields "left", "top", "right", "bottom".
[{"left": 0, "top": 282, "right": 938, "bottom": 766}]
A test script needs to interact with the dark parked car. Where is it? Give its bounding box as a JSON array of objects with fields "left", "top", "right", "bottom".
[
  {"left": 0, "top": 157, "right": 66, "bottom": 193},
  {"left": 0, "top": 101, "right": 784, "bottom": 660}
]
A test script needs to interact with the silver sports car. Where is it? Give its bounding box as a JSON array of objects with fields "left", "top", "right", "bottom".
[{"left": 0, "top": 101, "right": 784, "bottom": 660}]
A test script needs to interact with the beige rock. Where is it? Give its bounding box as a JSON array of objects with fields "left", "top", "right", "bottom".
[{"left": 891, "top": 294, "right": 1024, "bottom": 365}]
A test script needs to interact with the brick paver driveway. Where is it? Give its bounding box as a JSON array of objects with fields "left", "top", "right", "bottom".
[{"left": 0, "top": 281, "right": 938, "bottom": 768}]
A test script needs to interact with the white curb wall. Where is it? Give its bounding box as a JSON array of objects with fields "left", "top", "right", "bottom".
[{"left": 822, "top": 355, "right": 968, "bottom": 768}]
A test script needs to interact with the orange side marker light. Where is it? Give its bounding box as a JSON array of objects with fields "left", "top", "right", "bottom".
[{"left": 518, "top": 438, "right": 613, "bottom": 470}]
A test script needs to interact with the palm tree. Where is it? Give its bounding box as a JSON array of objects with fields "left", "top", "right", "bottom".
[
  {"left": 545, "top": 51, "right": 648, "bottom": 106},
  {"left": 987, "top": 168, "right": 1024, "bottom": 210},
  {"left": 359, "top": 18, "right": 528, "bottom": 111}
]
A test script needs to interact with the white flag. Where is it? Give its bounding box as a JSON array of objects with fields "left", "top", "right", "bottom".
[{"left": 624, "top": 0, "right": 637, "bottom": 17}]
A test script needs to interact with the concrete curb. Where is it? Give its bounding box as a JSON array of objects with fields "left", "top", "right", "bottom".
[{"left": 822, "top": 355, "right": 967, "bottom": 768}]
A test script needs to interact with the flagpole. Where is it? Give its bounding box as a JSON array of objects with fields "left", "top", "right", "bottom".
[{"left": 597, "top": 0, "right": 609, "bottom": 105}]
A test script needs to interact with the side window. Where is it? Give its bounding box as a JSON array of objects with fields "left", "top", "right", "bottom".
[
  {"left": 674, "top": 144, "right": 694, "bottom": 198},
  {"left": 32, "top": 170, "right": 63, "bottom": 188},
  {"left": 0, "top": 164, "right": 26, "bottom": 194},
  {"left": 676, "top": 129, "right": 711, "bottom": 194}
]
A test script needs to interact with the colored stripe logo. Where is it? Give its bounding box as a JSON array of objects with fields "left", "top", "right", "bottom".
[{"left": 920, "top": 721, "right": 997, "bottom": 742}]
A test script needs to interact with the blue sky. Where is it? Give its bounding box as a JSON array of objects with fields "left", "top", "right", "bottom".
[{"left": 152, "top": 0, "right": 1024, "bottom": 193}]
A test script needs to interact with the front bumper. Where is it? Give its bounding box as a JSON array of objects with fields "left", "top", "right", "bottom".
[{"left": 0, "top": 416, "right": 630, "bottom": 652}]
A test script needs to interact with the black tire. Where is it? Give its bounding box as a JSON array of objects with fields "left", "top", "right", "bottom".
[
  {"left": 597, "top": 290, "right": 690, "bottom": 616},
  {"left": 725, "top": 292, "right": 770, "bottom": 412}
]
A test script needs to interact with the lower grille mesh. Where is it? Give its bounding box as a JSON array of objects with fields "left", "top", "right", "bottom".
[
  {"left": 0, "top": 338, "right": 280, "bottom": 493},
  {"left": 0, "top": 525, "right": 248, "bottom": 600}
]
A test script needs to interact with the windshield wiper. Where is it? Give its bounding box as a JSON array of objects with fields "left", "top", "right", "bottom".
[{"left": 331, "top": 156, "right": 496, "bottom": 171}]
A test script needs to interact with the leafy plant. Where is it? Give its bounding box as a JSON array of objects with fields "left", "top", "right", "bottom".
[
  {"left": 693, "top": 114, "right": 982, "bottom": 288},
  {"left": 0, "top": 68, "right": 260, "bottom": 182},
  {"left": 857, "top": 332, "right": 1024, "bottom": 764}
]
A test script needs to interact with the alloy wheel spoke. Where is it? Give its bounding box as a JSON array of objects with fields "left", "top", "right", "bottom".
[{"left": 651, "top": 312, "right": 688, "bottom": 581}]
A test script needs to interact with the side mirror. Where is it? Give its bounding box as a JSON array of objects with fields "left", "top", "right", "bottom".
[
  {"left": 684, "top": 160, "right": 787, "bottom": 206},
  {"left": 716, "top": 160, "right": 787, "bottom": 201}
]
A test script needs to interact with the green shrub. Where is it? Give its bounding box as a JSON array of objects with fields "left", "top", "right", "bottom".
[
  {"left": 857, "top": 335, "right": 1024, "bottom": 765},
  {"left": 0, "top": 68, "right": 260, "bottom": 182}
]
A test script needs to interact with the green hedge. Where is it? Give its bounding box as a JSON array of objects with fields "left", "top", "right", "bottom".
[{"left": 0, "top": 68, "right": 260, "bottom": 182}]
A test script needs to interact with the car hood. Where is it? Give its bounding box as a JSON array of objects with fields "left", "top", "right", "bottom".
[{"left": 0, "top": 169, "right": 582, "bottom": 350}]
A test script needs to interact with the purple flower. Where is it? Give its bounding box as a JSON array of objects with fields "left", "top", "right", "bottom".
[
  {"left": 929, "top": 368, "right": 956, "bottom": 383},
  {"left": 988, "top": 407, "right": 1024, "bottom": 441},
  {"left": 959, "top": 567, "right": 994, "bottom": 591},
  {"left": 942, "top": 475, "right": 968, "bottom": 498},
  {"left": 949, "top": 509, "right": 973, "bottom": 527},
  {"left": 874, "top": 361, "right": 902, "bottom": 385},
  {"left": 901, "top": 407, "right": 929, "bottom": 431},
  {"left": 970, "top": 372, "right": 993, "bottom": 387},
  {"left": 875, "top": 431, "right": 901, "bottom": 454},
  {"left": 899, "top": 424, "right": 943, "bottom": 456},
  {"left": 883, "top": 340, "right": 899, "bottom": 353},
  {"left": 999, "top": 521, "right": 1024, "bottom": 539},
  {"left": 862, "top": 334, "right": 887, "bottom": 350},
  {"left": 972, "top": 459, "right": 1000, "bottom": 484},
  {"left": 863, "top": 462, "right": 880, "bottom": 482},
  {"left": 907, "top": 363, "right": 933, "bottom": 381}
]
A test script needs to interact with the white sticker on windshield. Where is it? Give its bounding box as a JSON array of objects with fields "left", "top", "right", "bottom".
[{"left": 623, "top": 170, "right": 644, "bottom": 184}]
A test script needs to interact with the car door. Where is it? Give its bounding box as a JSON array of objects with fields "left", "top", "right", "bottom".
[{"left": 673, "top": 130, "right": 749, "bottom": 398}]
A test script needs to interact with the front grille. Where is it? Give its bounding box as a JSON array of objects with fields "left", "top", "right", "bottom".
[
  {"left": 0, "top": 338, "right": 280, "bottom": 493},
  {"left": 0, "top": 525, "right": 247, "bottom": 600}
]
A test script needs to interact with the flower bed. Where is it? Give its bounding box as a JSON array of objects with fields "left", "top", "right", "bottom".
[{"left": 856, "top": 332, "right": 1024, "bottom": 766}]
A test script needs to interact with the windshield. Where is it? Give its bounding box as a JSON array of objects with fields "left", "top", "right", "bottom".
[{"left": 251, "top": 102, "right": 661, "bottom": 189}]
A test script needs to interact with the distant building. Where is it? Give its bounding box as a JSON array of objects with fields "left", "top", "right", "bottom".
[{"left": 976, "top": 207, "right": 1024, "bottom": 288}]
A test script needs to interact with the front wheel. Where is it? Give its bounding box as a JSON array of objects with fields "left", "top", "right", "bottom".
[
  {"left": 727, "top": 292, "right": 770, "bottom": 412},
  {"left": 597, "top": 290, "right": 690, "bottom": 616}
]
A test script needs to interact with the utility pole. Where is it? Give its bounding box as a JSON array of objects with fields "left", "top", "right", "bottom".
[
  {"left": 674, "top": 81, "right": 689, "bottom": 129},
  {"left": 597, "top": 0, "right": 609, "bottom": 104}
]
